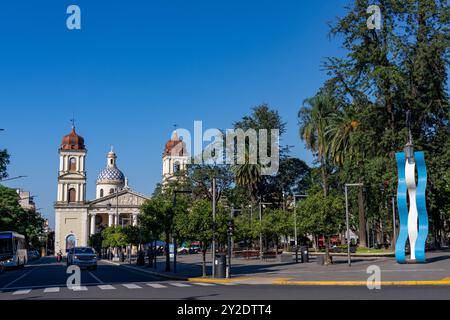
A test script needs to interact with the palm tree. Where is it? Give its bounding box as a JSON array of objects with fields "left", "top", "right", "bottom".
[
  {"left": 232, "top": 161, "right": 261, "bottom": 202},
  {"left": 298, "top": 94, "right": 335, "bottom": 264},
  {"left": 326, "top": 105, "right": 367, "bottom": 248},
  {"left": 298, "top": 94, "right": 335, "bottom": 197}
]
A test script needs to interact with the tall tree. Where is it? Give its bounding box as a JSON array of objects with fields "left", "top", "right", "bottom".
[
  {"left": 0, "top": 149, "right": 9, "bottom": 180},
  {"left": 298, "top": 94, "right": 335, "bottom": 197},
  {"left": 233, "top": 104, "right": 287, "bottom": 203}
]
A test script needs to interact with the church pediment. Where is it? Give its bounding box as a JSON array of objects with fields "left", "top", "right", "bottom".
[
  {"left": 89, "top": 189, "right": 150, "bottom": 208},
  {"left": 59, "top": 172, "right": 86, "bottom": 180}
]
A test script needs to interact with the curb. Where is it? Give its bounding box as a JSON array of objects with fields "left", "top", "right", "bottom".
[
  {"left": 273, "top": 278, "right": 450, "bottom": 286},
  {"left": 188, "top": 277, "right": 260, "bottom": 284}
]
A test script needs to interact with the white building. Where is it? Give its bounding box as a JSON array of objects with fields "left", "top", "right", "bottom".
[
  {"left": 54, "top": 127, "right": 189, "bottom": 254},
  {"left": 54, "top": 127, "right": 149, "bottom": 254}
]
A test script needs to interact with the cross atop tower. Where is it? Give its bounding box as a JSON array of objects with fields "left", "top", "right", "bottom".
[{"left": 70, "top": 114, "right": 76, "bottom": 129}]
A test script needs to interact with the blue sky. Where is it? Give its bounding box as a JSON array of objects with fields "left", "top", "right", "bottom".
[{"left": 0, "top": 0, "right": 348, "bottom": 228}]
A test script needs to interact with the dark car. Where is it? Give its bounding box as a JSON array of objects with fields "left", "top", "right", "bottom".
[
  {"left": 27, "top": 250, "right": 40, "bottom": 262},
  {"left": 67, "top": 247, "right": 98, "bottom": 270}
]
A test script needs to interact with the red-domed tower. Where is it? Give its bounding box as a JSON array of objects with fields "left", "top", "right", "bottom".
[
  {"left": 57, "top": 126, "right": 87, "bottom": 204},
  {"left": 162, "top": 131, "right": 189, "bottom": 182},
  {"left": 60, "top": 127, "right": 85, "bottom": 150},
  {"left": 55, "top": 125, "right": 89, "bottom": 254}
]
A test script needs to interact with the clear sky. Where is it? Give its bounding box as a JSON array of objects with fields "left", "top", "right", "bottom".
[{"left": 0, "top": 0, "right": 347, "bottom": 228}]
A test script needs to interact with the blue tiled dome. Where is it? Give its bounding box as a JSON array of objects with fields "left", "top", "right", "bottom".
[{"left": 97, "top": 167, "right": 125, "bottom": 182}]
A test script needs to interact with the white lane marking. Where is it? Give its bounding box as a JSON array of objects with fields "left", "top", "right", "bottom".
[
  {"left": 4, "top": 269, "right": 35, "bottom": 289},
  {"left": 98, "top": 285, "right": 116, "bottom": 291},
  {"left": 170, "top": 283, "right": 192, "bottom": 288},
  {"left": 220, "top": 283, "right": 239, "bottom": 286},
  {"left": 123, "top": 284, "right": 142, "bottom": 290},
  {"left": 13, "top": 289, "right": 32, "bottom": 295},
  {"left": 44, "top": 287, "right": 60, "bottom": 293},
  {"left": 71, "top": 286, "right": 88, "bottom": 292},
  {"left": 192, "top": 283, "right": 217, "bottom": 287},
  {"left": 88, "top": 272, "right": 104, "bottom": 285},
  {"left": 147, "top": 283, "right": 168, "bottom": 289}
]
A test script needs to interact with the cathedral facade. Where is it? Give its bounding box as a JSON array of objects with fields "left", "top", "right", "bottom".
[{"left": 54, "top": 127, "right": 188, "bottom": 254}]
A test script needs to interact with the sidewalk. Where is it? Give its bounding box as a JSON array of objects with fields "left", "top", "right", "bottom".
[{"left": 110, "top": 250, "right": 450, "bottom": 285}]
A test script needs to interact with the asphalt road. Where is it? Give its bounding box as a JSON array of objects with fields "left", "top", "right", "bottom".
[{"left": 1, "top": 257, "right": 450, "bottom": 300}]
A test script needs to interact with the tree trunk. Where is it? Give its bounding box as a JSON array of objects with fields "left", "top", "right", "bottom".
[
  {"left": 325, "top": 236, "right": 331, "bottom": 265},
  {"left": 358, "top": 187, "right": 367, "bottom": 248},
  {"left": 275, "top": 236, "right": 279, "bottom": 260},
  {"left": 320, "top": 159, "right": 328, "bottom": 197},
  {"left": 165, "top": 231, "right": 171, "bottom": 272}
]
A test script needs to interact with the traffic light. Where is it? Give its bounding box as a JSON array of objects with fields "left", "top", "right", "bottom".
[{"left": 227, "top": 220, "right": 235, "bottom": 237}]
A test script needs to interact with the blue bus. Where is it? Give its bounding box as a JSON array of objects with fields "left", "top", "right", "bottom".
[{"left": 0, "top": 232, "right": 27, "bottom": 268}]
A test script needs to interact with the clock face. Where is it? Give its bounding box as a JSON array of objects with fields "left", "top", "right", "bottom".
[{"left": 95, "top": 215, "right": 103, "bottom": 225}]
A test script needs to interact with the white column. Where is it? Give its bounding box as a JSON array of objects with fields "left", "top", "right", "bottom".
[
  {"left": 108, "top": 213, "right": 114, "bottom": 227},
  {"left": 132, "top": 214, "right": 138, "bottom": 227},
  {"left": 80, "top": 184, "right": 85, "bottom": 202},
  {"left": 63, "top": 184, "right": 67, "bottom": 202},
  {"left": 90, "top": 214, "right": 96, "bottom": 236}
]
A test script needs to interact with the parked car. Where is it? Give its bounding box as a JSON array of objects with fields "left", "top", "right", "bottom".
[
  {"left": 67, "top": 247, "right": 97, "bottom": 270},
  {"left": 0, "top": 261, "right": 4, "bottom": 274},
  {"left": 177, "top": 244, "right": 201, "bottom": 255},
  {"left": 27, "top": 250, "right": 40, "bottom": 262}
]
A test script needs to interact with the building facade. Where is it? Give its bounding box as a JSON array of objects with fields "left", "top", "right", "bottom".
[
  {"left": 54, "top": 127, "right": 189, "bottom": 254},
  {"left": 162, "top": 131, "right": 189, "bottom": 183},
  {"left": 54, "top": 127, "right": 149, "bottom": 254}
]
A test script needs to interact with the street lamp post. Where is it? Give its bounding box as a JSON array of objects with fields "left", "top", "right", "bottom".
[
  {"left": 259, "top": 202, "right": 272, "bottom": 261},
  {"left": 293, "top": 195, "right": 308, "bottom": 264},
  {"left": 226, "top": 208, "right": 241, "bottom": 279},
  {"left": 0, "top": 175, "right": 27, "bottom": 183},
  {"left": 345, "top": 183, "right": 364, "bottom": 267},
  {"left": 212, "top": 177, "right": 217, "bottom": 277},
  {"left": 226, "top": 219, "right": 235, "bottom": 279}
]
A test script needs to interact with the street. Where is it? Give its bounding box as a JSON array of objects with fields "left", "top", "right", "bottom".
[{"left": 0, "top": 257, "right": 450, "bottom": 300}]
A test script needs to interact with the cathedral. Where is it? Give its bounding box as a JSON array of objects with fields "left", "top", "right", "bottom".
[{"left": 54, "top": 127, "right": 188, "bottom": 254}]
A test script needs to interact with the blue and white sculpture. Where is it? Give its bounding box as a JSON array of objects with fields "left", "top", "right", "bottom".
[{"left": 395, "top": 112, "right": 428, "bottom": 264}]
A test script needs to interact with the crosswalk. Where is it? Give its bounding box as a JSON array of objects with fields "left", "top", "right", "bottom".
[{"left": 3, "top": 281, "right": 240, "bottom": 297}]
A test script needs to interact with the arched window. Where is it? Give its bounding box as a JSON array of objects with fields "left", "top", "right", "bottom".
[
  {"left": 100, "top": 189, "right": 104, "bottom": 198},
  {"left": 68, "top": 188, "right": 76, "bottom": 203},
  {"left": 174, "top": 161, "right": 181, "bottom": 174},
  {"left": 66, "top": 234, "right": 77, "bottom": 253},
  {"left": 109, "top": 188, "right": 115, "bottom": 195},
  {"left": 69, "top": 158, "right": 77, "bottom": 171}
]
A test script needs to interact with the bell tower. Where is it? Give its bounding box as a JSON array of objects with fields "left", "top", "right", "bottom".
[
  {"left": 162, "top": 131, "right": 189, "bottom": 183},
  {"left": 55, "top": 125, "right": 89, "bottom": 255},
  {"left": 57, "top": 126, "right": 87, "bottom": 203}
]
